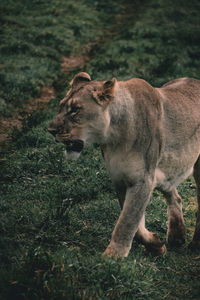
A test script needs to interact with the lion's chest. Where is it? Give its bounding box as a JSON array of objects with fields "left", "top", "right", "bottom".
[{"left": 104, "top": 149, "right": 145, "bottom": 183}]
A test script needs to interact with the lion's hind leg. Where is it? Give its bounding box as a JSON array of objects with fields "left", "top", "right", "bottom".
[
  {"left": 135, "top": 214, "right": 166, "bottom": 256},
  {"left": 189, "top": 156, "right": 200, "bottom": 250},
  {"left": 163, "top": 189, "right": 186, "bottom": 246}
]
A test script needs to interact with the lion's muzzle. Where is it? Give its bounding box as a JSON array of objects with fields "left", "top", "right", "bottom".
[{"left": 48, "top": 127, "right": 84, "bottom": 154}]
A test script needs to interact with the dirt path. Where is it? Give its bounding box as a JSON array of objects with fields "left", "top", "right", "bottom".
[
  {"left": 0, "top": 0, "right": 141, "bottom": 149},
  {"left": 0, "top": 55, "right": 88, "bottom": 148},
  {"left": 0, "top": 86, "right": 55, "bottom": 147}
]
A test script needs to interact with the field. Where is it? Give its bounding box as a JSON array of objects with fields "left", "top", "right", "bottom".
[{"left": 0, "top": 0, "right": 200, "bottom": 299}]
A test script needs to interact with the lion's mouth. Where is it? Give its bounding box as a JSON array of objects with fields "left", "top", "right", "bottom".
[
  {"left": 65, "top": 139, "right": 84, "bottom": 153},
  {"left": 54, "top": 134, "right": 84, "bottom": 153}
]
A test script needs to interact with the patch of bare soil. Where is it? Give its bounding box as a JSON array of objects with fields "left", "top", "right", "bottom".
[
  {"left": 0, "top": 55, "right": 89, "bottom": 149},
  {"left": 61, "top": 55, "right": 88, "bottom": 73},
  {"left": 0, "top": 86, "right": 55, "bottom": 147}
]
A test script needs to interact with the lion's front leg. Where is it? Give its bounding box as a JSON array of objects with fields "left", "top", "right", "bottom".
[{"left": 103, "top": 178, "right": 153, "bottom": 258}]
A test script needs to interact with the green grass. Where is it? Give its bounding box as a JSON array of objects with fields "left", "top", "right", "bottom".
[
  {"left": 0, "top": 0, "right": 200, "bottom": 299},
  {"left": 0, "top": 0, "right": 108, "bottom": 115}
]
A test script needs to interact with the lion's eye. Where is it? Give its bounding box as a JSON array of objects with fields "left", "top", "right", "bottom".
[
  {"left": 67, "top": 105, "right": 81, "bottom": 122},
  {"left": 68, "top": 106, "right": 79, "bottom": 115},
  {"left": 70, "top": 106, "right": 78, "bottom": 114}
]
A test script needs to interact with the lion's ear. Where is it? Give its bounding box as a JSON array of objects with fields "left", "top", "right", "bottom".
[
  {"left": 93, "top": 78, "right": 117, "bottom": 106},
  {"left": 70, "top": 72, "right": 91, "bottom": 88}
]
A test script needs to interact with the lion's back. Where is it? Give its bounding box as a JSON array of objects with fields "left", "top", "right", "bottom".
[
  {"left": 157, "top": 77, "right": 200, "bottom": 109},
  {"left": 160, "top": 77, "right": 200, "bottom": 102}
]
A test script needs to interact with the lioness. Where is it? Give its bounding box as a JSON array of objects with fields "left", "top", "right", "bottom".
[{"left": 48, "top": 72, "right": 200, "bottom": 257}]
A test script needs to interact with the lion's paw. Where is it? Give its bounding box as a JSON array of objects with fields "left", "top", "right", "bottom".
[
  {"left": 102, "top": 246, "right": 122, "bottom": 259},
  {"left": 102, "top": 243, "right": 130, "bottom": 259},
  {"left": 145, "top": 234, "right": 167, "bottom": 256}
]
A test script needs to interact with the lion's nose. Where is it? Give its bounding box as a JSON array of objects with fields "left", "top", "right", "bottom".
[{"left": 48, "top": 127, "right": 58, "bottom": 137}]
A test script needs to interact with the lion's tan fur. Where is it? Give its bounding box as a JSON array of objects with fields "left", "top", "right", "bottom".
[{"left": 49, "top": 73, "right": 200, "bottom": 257}]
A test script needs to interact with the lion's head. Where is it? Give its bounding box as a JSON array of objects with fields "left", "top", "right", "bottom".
[{"left": 48, "top": 72, "right": 116, "bottom": 159}]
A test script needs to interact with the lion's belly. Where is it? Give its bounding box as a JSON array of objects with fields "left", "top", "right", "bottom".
[
  {"left": 155, "top": 142, "right": 199, "bottom": 192},
  {"left": 155, "top": 166, "right": 194, "bottom": 192}
]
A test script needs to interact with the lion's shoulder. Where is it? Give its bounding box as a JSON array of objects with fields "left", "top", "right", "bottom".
[
  {"left": 122, "top": 78, "right": 162, "bottom": 112},
  {"left": 125, "top": 77, "right": 154, "bottom": 91}
]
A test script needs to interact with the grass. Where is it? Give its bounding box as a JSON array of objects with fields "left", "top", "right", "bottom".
[
  {"left": 0, "top": 0, "right": 107, "bottom": 115},
  {"left": 0, "top": 0, "right": 200, "bottom": 299}
]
